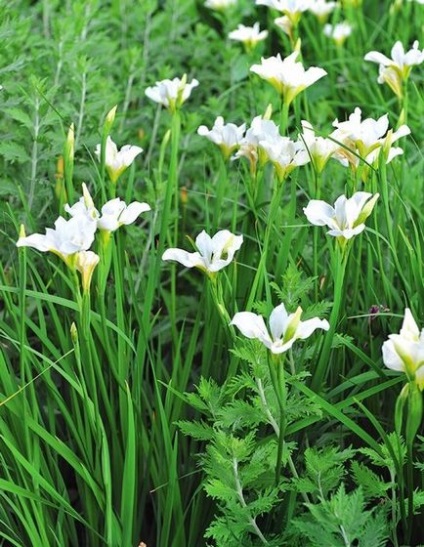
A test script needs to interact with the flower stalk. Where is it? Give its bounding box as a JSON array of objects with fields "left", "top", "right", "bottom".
[
  {"left": 208, "top": 274, "right": 234, "bottom": 335},
  {"left": 268, "top": 353, "right": 287, "bottom": 484},
  {"left": 246, "top": 178, "right": 285, "bottom": 307},
  {"left": 158, "top": 110, "right": 181, "bottom": 255},
  {"left": 280, "top": 99, "right": 289, "bottom": 134},
  {"left": 311, "top": 244, "right": 349, "bottom": 392},
  {"left": 98, "top": 105, "right": 117, "bottom": 201}
]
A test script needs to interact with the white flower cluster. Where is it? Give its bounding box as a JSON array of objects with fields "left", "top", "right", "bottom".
[
  {"left": 95, "top": 137, "right": 143, "bottom": 184},
  {"left": 228, "top": 22, "right": 268, "bottom": 49},
  {"left": 330, "top": 107, "right": 410, "bottom": 169},
  {"left": 145, "top": 76, "right": 199, "bottom": 112},
  {"left": 304, "top": 192, "right": 379, "bottom": 241},
  {"left": 198, "top": 115, "right": 309, "bottom": 180},
  {"left": 250, "top": 51, "right": 327, "bottom": 106},
  {"left": 17, "top": 184, "right": 151, "bottom": 283},
  {"left": 197, "top": 106, "right": 410, "bottom": 180},
  {"left": 365, "top": 41, "right": 424, "bottom": 98}
]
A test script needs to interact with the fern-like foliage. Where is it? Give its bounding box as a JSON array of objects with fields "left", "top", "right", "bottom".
[
  {"left": 293, "top": 484, "right": 389, "bottom": 547},
  {"left": 177, "top": 333, "right": 325, "bottom": 544},
  {"left": 271, "top": 263, "right": 316, "bottom": 309},
  {"left": 294, "top": 445, "right": 355, "bottom": 498}
]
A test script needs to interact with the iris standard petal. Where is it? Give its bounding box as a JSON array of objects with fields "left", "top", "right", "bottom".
[
  {"left": 195, "top": 231, "right": 214, "bottom": 264},
  {"left": 269, "top": 302, "right": 290, "bottom": 340},
  {"left": 212, "top": 230, "right": 243, "bottom": 258},
  {"left": 400, "top": 308, "right": 420, "bottom": 340},
  {"left": 345, "top": 192, "right": 372, "bottom": 227},
  {"left": 391, "top": 41, "right": 405, "bottom": 66}
]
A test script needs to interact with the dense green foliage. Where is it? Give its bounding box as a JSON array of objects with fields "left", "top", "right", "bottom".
[{"left": 0, "top": 0, "right": 423, "bottom": 545}]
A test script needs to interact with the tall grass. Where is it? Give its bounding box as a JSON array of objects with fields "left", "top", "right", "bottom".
[{"left": 0, "top": 0, "right": 423, "bottom": 545}]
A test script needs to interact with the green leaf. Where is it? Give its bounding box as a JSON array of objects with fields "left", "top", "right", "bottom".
[
  {"left": 0, "top": 142, "right": 30, "bottom": 163},
  {"left": 351, "top": 461, "right": 392, "bottom": 499},
  {"left": 7, "top": 107, "right": 33, "bottom": 128},
  {"left": 176, "top": 420, "right": 215, "bottom": 441}
]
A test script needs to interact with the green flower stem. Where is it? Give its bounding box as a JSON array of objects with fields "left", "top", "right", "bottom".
[
  {"left": 98, "top": 130, "right": 109, "bottom": 204},
  {"left": 108, "top": 177, "right": 118, "bottom": 200},
  {"left": 256, "top": 373, "right": 310, "bottom": 504},
  {"left": 293, "top": 94, "right": 302, "bottom": 132},
  {"left": 405, "top": 382, "right": 422, "bottom": 543},
  {"left": 400, "top": 80, "right": 409, "bottom": 126},
  {"left": 370, "top": 183, "right": 393, "bottom": 306},
  {"left": 112, "top": 231, "right": 134, "bottom": 381},
  {"left": 314, "top": 170, "right": 322, "bottom": 200},
  {"left": 69, "top": 323, "right": 101, "bottom": 520},
  {"left": 288, "top": 349, "right": 296, "bottom": 376},
  {"left": 275, "top": 173, "right": 298, "bottom": 279},
  {"left": 97, "top": 295, "right": 118, "bottom": 373},
  {"left": 74, "top": 270, "right": 115, "bottom": 438},
  {"left": 378, "top": 157, "right": 409, "bottom": 295},
  {"left": 247, "top": 70, "right": 258, "bottom": 116},
  {"left": 17, "top": 242, "right": 39, "bottom": 469},
  {"left": 96, "top": 230, "right": 113, "bottom": 298},
  {"left": 256, "top": 377, "right": 279, "bottom": 434},
  {"left": 267, "top": 353, "right": 287, "bottom": 484},
  {"left": 71, "top": 321, "right": 115, "bottom": 545},
  {"left": 213, "top": 154, "right": 228, "bottom": 230},
  {"left": 280, "top": 99, "right": 290, "bottom": 134},
  {"left": 157, "top": 109, "right": 181, "bottom": 251},
  {"left": 246, "top": 179, "right": 285, "bottom": 309},
  {"left": 207, "top": 272, "right": 240, "bottom": 379},
  {"left": 288, "top": 22, "right": 299, "bottom": 51},
  {"left": 389, "top": 467, "right": 400, "bottom": 547},
  {"left": 310, "top": 242, "right": 348, "bottom": 393},
  {"left": 73, "top": 270, "right": 99, "bottom": 416},
  {"left": 157, "top": 111, "right": 181, "bottom": 349},
  {"left": 170, "top": 110, "right": 181, "bottom": 247},
  {"left": 94, "top": 231, "right": 123, "bottom": 387},
  {"left": 406, "top": 444, "right": 414, "bottom": 544},
  {"left": 18, "top": 243, "right": 29, "bottom": 386},
  {"left": 248, "top": 164, "right": 265, "bottom": 217},
  {"left": 312, "top": 228, "right": 321, "bottom": 302},
  {"left": 208, "top": 275, "right": 234, "bottom": 338},
  {"left": 311, "top": 172, "right": 322, "bottom": 301},
  {"left": 96, "top": 231, "right": 132, "bottom": 386},
  {"left": 135, "top": 211, "right": 168, "bottom": 387}
]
